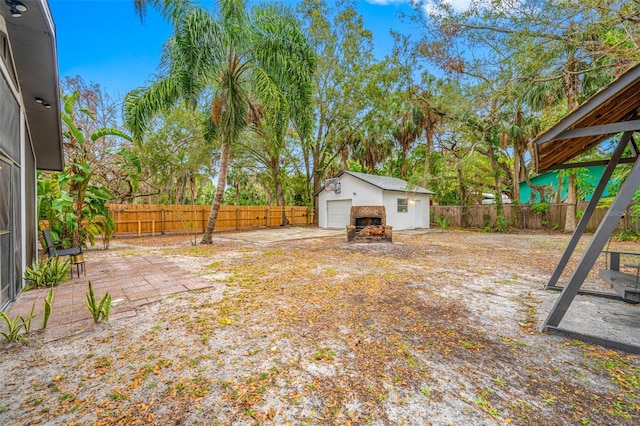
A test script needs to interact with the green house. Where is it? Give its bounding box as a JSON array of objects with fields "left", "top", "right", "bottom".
[{"left": 519, "top": 165, "right": 618, "bottom": 204}]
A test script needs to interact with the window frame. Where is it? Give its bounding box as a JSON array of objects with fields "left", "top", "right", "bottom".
[{"left": 397, "top": 198, "right": 408, "bottom": 213}]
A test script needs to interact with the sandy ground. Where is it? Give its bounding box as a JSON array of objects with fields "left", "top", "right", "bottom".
[{"left": 1, "top": 228, "right": 639, "bottom": 425}]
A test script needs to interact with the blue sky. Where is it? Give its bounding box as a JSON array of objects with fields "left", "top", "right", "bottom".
[{"left": 49, "top": 0, "right": 425, "bottom": 99}]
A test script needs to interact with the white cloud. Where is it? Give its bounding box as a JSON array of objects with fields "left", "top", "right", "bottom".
[
  {"left": 365, "top": 0, "right": 473, "bottom": 12},
  {"left": 364, "top": 0, "right": 410, "bottom": 5},
  {"left": 421, "top": 0, "right": 474, "bottom": 16},
  {"left": 446, "top": 0, "right": 474, "bottom": 11}
]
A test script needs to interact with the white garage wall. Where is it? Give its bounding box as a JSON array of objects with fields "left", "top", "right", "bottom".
[
  {"left": 383, "top": 191, "right": 412, "bottom": 230},
  {"left": 414, "top": 194, "right": 431, "bottom": 228},
  {"left": 382, "top": 191, "right": 431, "bottom": 230},
  {"left": 317, "top": 174, "right": 382, "bottom": 228}
]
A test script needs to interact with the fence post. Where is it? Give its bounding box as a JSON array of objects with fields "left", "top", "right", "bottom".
[
  {"left": 152, "top": 220, "right": 155, "bottom": 236},
  {"left": 161, "top": 209, "right": 165, "bottom": 234},
  {"left": 265, "top": 208, "right": 268, "bottom": 227},
  {"left": 235, "top": 207, "right": 239, "bottom": 230}
]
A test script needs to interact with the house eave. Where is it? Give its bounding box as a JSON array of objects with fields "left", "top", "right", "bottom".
[{"left": 1, "top": 0, "right": 63, "bottom": 171}]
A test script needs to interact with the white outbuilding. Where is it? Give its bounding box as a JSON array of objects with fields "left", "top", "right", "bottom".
[{"left": 316, "top": 171, "right": 434, "bottom": 230}]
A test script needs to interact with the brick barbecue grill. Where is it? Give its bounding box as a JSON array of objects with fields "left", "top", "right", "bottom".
[{"left": 346, "top": 206, "right": 392, "bottom": 243}]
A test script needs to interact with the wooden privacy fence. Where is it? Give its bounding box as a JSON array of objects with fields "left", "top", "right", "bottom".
[
  {"left": 108, "top": 204, "right": 315, "bottom": 236},
  {"left": 432, "top": 203, "right": 637, "bottom": 233}
]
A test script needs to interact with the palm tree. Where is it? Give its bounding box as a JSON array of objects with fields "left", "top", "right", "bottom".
[{"left": 125, "top": 0, "right": 315, "bottom": 243}]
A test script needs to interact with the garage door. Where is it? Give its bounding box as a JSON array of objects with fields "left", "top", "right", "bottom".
[{"left": 327, "top": 199, "right": 352, "bottom": 228}]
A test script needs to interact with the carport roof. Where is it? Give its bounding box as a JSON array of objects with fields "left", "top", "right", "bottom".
[
  {"left": 532, "top": 62, "right": 640, "bottom": 173},
  {"left": 339, "top": 171, "right": 435, "bottom": 194}
]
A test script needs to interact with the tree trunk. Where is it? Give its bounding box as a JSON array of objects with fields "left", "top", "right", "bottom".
[
  {"left": 563, "top": 52, "right": 579, "bottom": 230},
  {"left": 201, "top": 142, "right": 231, "bottom": 244},
  {"left": 273, "top": 157, "right": 289, "bottom": 226},
  {"left": 564, "top": 172, "right": 577, "bottom": 233},
  {"left": 555, "top": 171, "right": 563, "bottom": 204},
  {"left": 401, "top": 148, "right": 408, "bottom": 179},
  {"left": 312, "top": 158, "right": 323, "bottom": 225},
  {"left": 424, "top": 131, "right": 433, "bottom": 177},
  {"left": 457, "top": 166, "right": 467, "bottom": 205},
  {"left": 485, "top": 136, "right": 504, "bottom": 221},
  {"left": 513, "top": 142, "right": 527, "bottom": 204}
]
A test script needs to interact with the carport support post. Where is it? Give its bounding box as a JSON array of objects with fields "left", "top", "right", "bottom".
[
  {"left": 543, "top": 154, "right": 640, "bottom": 328},
  {"left": 545, "top": 132, "right": 632, "bottom": 289}
]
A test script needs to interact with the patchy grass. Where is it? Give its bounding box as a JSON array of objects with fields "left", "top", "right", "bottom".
[{"left": 0, "top": 230, "right": 638, "bottom": 425}]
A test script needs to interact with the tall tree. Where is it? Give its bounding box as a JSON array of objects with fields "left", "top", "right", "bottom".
[
  {"left": 297, "top": 0, "right": 398, "bottom": 204},
  {"left": 132, "top": 106, "right": 213, "bottom": 204},
  {"left": 410, "top": 0, "right": 639, "bottom": 222},
  {"left": 125, "top": 0, "right": 315, "bottom": 243}
]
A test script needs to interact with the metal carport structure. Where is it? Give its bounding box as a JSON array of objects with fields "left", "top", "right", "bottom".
[{"left": 533, "top": 62, "right": 640, "bottom": 353}]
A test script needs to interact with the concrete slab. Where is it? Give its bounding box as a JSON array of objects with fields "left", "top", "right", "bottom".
[
  {"left": 539, "top": 290, "right": 640, "bottom": 349},
  {"left": 213, "top": 226, "right": 438, "bottom": 244},
  {"left": 215, "top": 226, "right": 344, "bottom": 244}
]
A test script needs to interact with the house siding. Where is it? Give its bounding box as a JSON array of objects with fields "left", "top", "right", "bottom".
[
  {"left": 519, "top": 165, "right": 617, "bottom": 204},
  {"left": 382, "top": 191, "right": 431, "bottom": 230}
]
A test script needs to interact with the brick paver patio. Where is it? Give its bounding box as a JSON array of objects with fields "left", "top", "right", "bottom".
[{"left": 6, "top": 255, "right": 212, "bottom": 342}]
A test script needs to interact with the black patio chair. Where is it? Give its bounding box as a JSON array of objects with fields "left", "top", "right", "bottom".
[
  {"left": 41, "top": 228, "right": 86, "bottom": 277},
  {"left": 41, "top": 228, "right": 83, "bottom": 258}
]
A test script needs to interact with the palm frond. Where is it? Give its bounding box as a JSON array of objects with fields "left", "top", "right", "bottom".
[
  {"left": 90, "top": 128, "right": 133, "bottom": 143},
  {"left": 252, "top": 67, "right": 288, "bottom": 146},
  {"left": 218, "top": 0, "right": 250, "bottom": 51},
  {"left": 133, "top": 0, "right": 194, "bottom": 24},
  {"left": 123, "top": 79, "right": 181, "bottom": 141},
  {"left": 218, "top": 65, "right": 249, "bottom": 146},
  {"left": 248, "top": 4, "right": 316, "bottom": 140}
]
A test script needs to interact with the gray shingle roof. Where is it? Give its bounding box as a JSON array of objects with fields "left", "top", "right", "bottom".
[{"left": 340, "top": 171, "right": 435, "bottom": 194}]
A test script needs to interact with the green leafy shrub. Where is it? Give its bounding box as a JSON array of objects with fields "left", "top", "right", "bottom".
[
  {"left": 496, "top": 216, "right": 509, "bottom": 232},
  {"left": 614, "top": 228, "right": 640, "bottom": 242},
  {"left": 531, "top": 202, "right": 549, "bottom": 215},
  {"left": 38, "top": 91, "right": 135, "bottom": 249},
  {"left": 86, "top": 281, "right": 112, "bottom": 324},
  {"left": 23, "top": 257, "right": 71, "bottom": 289},
  {"left": 436, "top": 216, "right": 450, "bottom": 231},
  {"left": 531, "top": 202, "right": 550, "bottom": 229}
]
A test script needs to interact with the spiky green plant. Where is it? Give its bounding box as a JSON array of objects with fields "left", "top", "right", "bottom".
[
  {"left": 20, "top": 304, "right": 37, "bottom": 334},
  {"left": 86, "top": 281, "right": 112, "bottom": 324},
  {"left": 23, "top": 257, "right": 71, "bottom": 289},
  {"left": 41, "top": 288, "right": 54, "bottom": 330},
  {"left": 0, "top": 311, "right": 26, "bottom": 342}
]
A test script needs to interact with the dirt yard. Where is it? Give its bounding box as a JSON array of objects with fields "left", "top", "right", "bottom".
[{"left": 1, "top": 229, "right": 639, "bottom": 425}]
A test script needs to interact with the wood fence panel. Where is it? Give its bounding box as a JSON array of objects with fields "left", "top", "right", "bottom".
[
  {"left": 432, "top": 203, "right": 635, "bottom": 232},
  {"left": 108, "top": 204, "right": 314, "bottom": 236}
]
